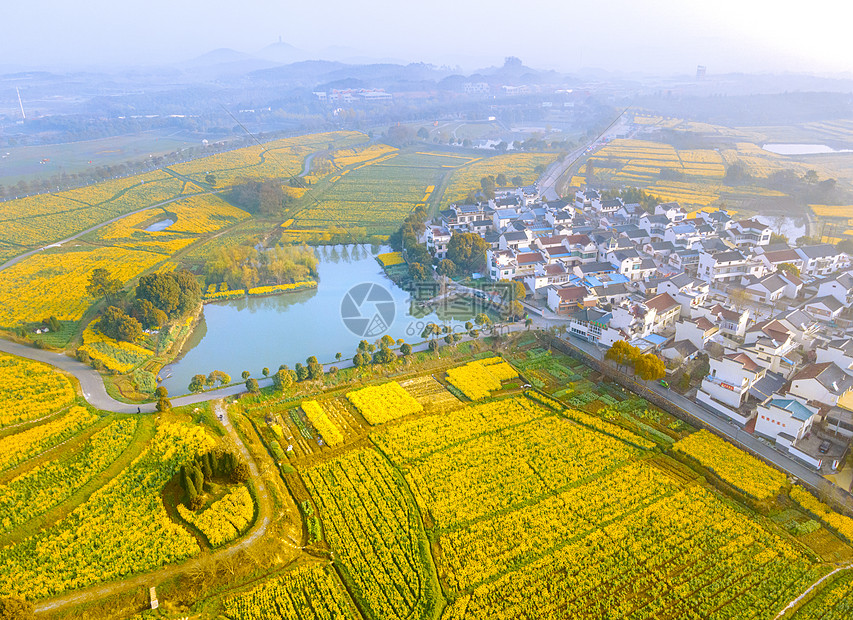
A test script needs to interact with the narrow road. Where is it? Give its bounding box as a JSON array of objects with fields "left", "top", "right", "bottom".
[
  {"left": 34, "top": 398, "right": 273, "bottom": 615},
  {"left": 774, "top": 563, "right": 851, "bottom": 619}
]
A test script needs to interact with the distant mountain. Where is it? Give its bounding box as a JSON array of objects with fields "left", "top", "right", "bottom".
[
  {"left": 184, "top": 48, "right": 254, "bottom": 67},
  {"left": 256, "top": 41, "right": 309, "bottom": 64}
]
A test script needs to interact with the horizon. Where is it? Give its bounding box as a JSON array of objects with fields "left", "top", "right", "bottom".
[{"left": 3, "top": 0, "right": 852, "bottom": 78}]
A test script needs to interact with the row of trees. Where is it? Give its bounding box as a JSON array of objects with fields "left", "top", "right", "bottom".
[{"left": 605, "top": 340, "right": 666, "bottom": 382}]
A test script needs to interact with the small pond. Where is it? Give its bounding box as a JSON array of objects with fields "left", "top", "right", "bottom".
[{"left": 145, "top": 218, "right": 175, "bottom": 232}]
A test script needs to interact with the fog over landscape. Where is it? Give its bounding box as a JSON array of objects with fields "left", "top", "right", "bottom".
[
  {"left": 2, "top": 1, "right": 853, "bottom": 619},
  {"left": 3, "top": 0, "right": 852, "bottom": 74}
]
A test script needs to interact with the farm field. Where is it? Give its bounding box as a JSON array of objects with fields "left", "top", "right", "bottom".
[
  {"left": 251, "top": 350, "right": 852, "bottom": 620},
  {"left": 0, "top": 352, "right": 75, "bottom": 426},
  {"left": 0, "top": 420, "right": 214, "bottom": 600},
  {"left": 286, "top": 151, "right": 455, "bottom": 237},
  {"left": 441, "top": 152, "right": 559, "bottom": 205}
]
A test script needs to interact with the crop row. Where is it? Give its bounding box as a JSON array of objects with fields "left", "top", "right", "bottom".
[
  {"left": 0, "top": 418, "right": 137, "bottom": 533},
  {"left": 223, "top": 563, "right": 356, "bottom": 620},
  {"left": 0, "top": 406, "right": 99, "bottom": 472},
  {"left": 304, "top": 448, "right": 432, "bottom": 620},
  {"left": 0, "top": 422, "right": 214, "bottom": 600},
  {"left": 0, "top": 352, "right": 75, "bottom": 427}
]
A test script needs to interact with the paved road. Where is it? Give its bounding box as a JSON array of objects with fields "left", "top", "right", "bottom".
[
  {"left": 0, "top": 338, "right": 270, "bottom": 413},
  {"left": 557, "top": 332, "right": 853, "bottom": 508}
]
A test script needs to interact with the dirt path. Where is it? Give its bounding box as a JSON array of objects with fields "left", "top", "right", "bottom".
[
  {"left": 32, "top": 399, "right": 273, "bottom": 616},
  {"left": 774, "top": 563, "right": 852, "bottom": 619}
]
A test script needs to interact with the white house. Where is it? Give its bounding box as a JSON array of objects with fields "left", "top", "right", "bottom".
[
  {"left": 796, "top": 245, "right": 846, "bottom": 278},
  {"left": 803, "top": 295, "right": 845, "bottom": 323},
  {"left": 815, "top": 271, "right": 853, "bottom": 307},
  {"left": 755, "top": 397, "right": 820, "bottom": 443},
  {"left": 696, "top": 352, "right": 765, "bottom": 425},
  {"left": 673, "top": 315, "right": 720, "bottom": 351},
  {"left": 816, "top": 339, "right": 853, "bottom": 375},
  {"left": 658, "top": 273, "right": 710, "bottom": 312},
  {"left": 426, "top": 225, "right": 451, "bottom": 259},
  {"left": 744, "top": 319, "right": 798, "bottom": 377},
  {"left": 788, "top": 362, "right": 853, "bottom": 407},
  {"left": 654, "top": 202, "right": 687, "bottom": 222}
]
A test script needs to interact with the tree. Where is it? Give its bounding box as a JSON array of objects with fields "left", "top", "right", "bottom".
[
  {"left": 417, "top": 127, "right": 429, "bottom": 140},
  {"left": 262, "top": 367, "right": 270, "bottom": 377},
  {"left": 507, "top": 301, "right": 524, "bottom": 320},
  {"left": 207, "top": 370, "right": 231, "bottom": 387},
  {"left": 778, "top": 262, "right": 800, "bottom": 278},
  {"left": 231, "top": 461, "right": 250, "bottom": 483},
  {"left": 447, "top": 233, "right": 489, "bottom": 273},
  {"left": 428, "top": 339, "right": 439, "bottom": 352},
  {"left": 511, "top": 176, "right": 523, "bottom": 186},
  {"left": 770, "top": 232, "right": 788, "bottom": 245},
  {"left": 475, "top": 313, "right": 491, "bottom": 328},
  {"left": 0, "top": 596, "right": 33, "bottom": 620},
  {"left": 802, "top": 169, "right": 819, "bottom": 184},
  {"left": 409, "top": 262, "right": 429, "bottom": 281},
  {"left": 97, "top": 306, "right": 142, "bottom": 342},
  {"left": 400, "top": 342, "right": 412, "bottom": 355},
  {"left": 729, "top": 287, "right": 751, "bottom": 310},
  {"left": 131, "top": 298, "right": 167, "bottom": 330},
  {"left": 605, "top": 340, "right": 640, "bottom": 370},
  {"left": 86, "top": 268, "right": 123, "bottom": 304},
  {"left": 205, "top": 173, "right": 217, "bottom": 186},
  {"left": 306, "top": 356, "right": 323, "bottom": 380},
  {"left": 353, "top": 352, "right": 366, "bottom": 367},
  {"left": 245, "top": 377, "right": 260, "bottom": 393},
  {"left": 241, "top": 370, "right": 251, "bottom": 380},
  {"left": 155, "top": 385, "right": 172, "bottom": 412},
  {"left": 436, "top": 259, "right": 456, "bottom": 278},
  {"left": 496, "top": 173, "right": 508, "bottom": 187},
  {"left": 525, "top": 317, "right": 533, "bottom": 329},
  {"left": 335, "top": 352, "right": 342, "bottom": 361},
  {"left": 635, "top": 354, "right": 666, "bottom": 382},
  {"left": 272, "top": 368, "right": 295, "bottom": 391},
  {"left": 189, "top": 374, "right": 207, "bottom": 393},
  {"left": 136, "top": 271, "right": 201, "bottom": 318},
  {"left": 295, "top": 362, "right": 308, "bottom": 381}
]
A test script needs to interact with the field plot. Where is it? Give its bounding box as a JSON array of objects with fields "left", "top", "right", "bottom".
[
  {"left": 170, "top": 131, "right": 363, "bottom": 186},
  {"left": 346, "top": 381, "right": 423, "bottom": 425},
  {"left": 399, "top": 375, "right": 461, "bottom": 410},
  {"left": 0, "top": 422, "right": 213, "bottom": 600},
  {"left": 441, "top": 152, "right": 558, "bottom": 205},
  {"left": 291, "top": 152, "right": 451, "bottom": 234},
  {"left": 790, "top": 569, "right": 853, "bottom": 619},
  {"left": 0, "top": 352, "right": 75, "bottom": 426},
  {"left": 360, "top": 384, "right": 831, "bottom": 620},
  {"left": 0, "top": 244, "right": 173, "bottom": 325},
  {"left": 445, "top": 356, "right": 517, "bottom": 400},
  {"left": 304, "top": 448, "right": 439, "bottom": 620},
  {"left": 223, "top": 563, "right": 356, "bottom": 620},
  {"left": 0, "top": 417, "right": 137, "bottom": 533},
  {"left": 0, "top": 170, "right": 187, "bottom": 254},
  {"left": 674, "top": 429, "right": 787, "bottom": 500},
  {"left": 177, "top": 484, "right": 254, "bottom": 547},
  {"left": 0, "top": 406, "right": 99, "bottom": 472}
]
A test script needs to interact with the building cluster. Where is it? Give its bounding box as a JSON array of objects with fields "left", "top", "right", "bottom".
[{"left": 424, "top": 186, "right": 853, "bottom": 472}]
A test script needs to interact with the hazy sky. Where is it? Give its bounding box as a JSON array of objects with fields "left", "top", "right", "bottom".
[{"left": 4, "top": 0, "right": 851, "bottom": 75}]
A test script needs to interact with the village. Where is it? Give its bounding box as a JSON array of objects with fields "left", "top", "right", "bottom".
[{"left": 424, "top": 185, "right": 853, "bottom": 481}]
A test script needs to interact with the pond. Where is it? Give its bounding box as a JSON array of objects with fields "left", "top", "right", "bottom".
[
  {"left": 145, "top": 218, "right": 175, "bottom": 232},
  {"left": 160, "top": 244, "right": 488, "bottom": 394},
  {"left": 762, "top": 143, "right": 853, "bottom": 155}
]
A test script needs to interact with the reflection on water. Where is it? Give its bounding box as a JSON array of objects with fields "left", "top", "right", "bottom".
[
  {"left": 762, "top": 143, "right": 853, "bottom": 155},
  {"left": 161, "top": 244, "right": 482, "bottom": 394}
]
